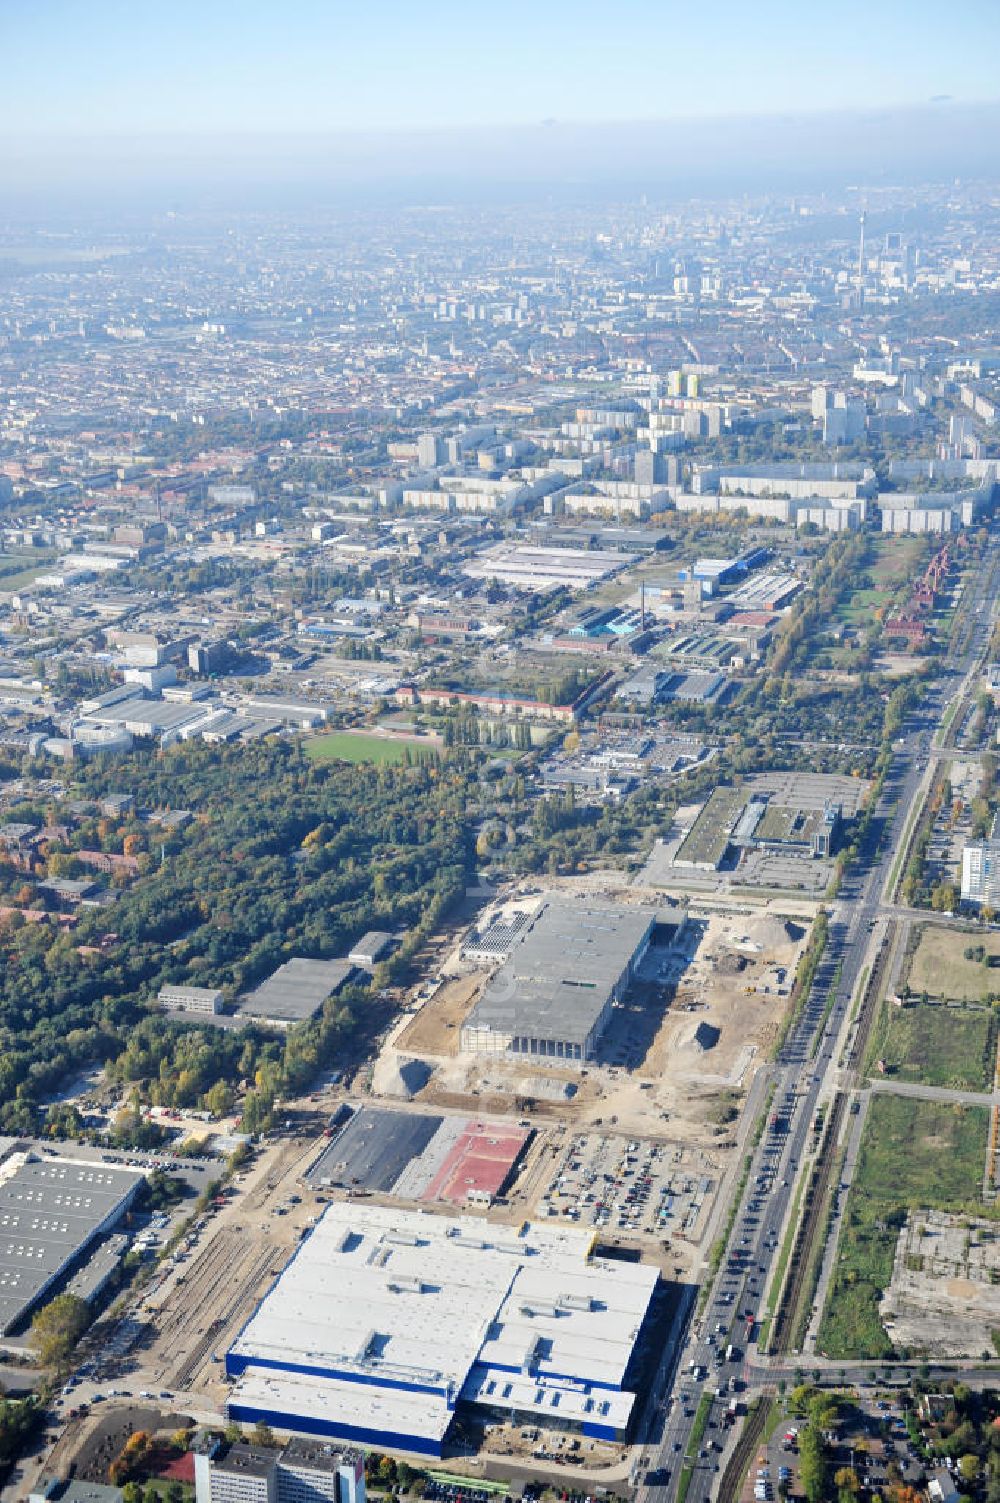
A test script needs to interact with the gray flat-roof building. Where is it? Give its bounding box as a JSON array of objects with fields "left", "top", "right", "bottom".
[
  {"left": 0, "top": 1151, "right": 143, "bottom": 1335},
  {"left": 347, "top": 931, "right": 395, "bottom": 968},
  {"left": 237, "top": 958, "right": 357, "bottom": 1029},
  {"left": 159, "top": 983, "right": 224, "bottom": 1016},
  {"left": 65, "top": 1232, "right": 130, "bottom": 1306},
  {"left": 31, "top": 1480, "right": 123, "bottom": 1503},
  {"left": 460, "top": 899, "right": 668, "bottom": 1063}
]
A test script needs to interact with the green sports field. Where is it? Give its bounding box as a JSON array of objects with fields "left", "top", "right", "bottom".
[{"left": 305, "top": 731, "right": 423, "bottom": 765}]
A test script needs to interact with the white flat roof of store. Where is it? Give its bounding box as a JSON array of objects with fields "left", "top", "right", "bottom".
[{"left": 229, "top": 1202, "right": 657, "bottom": 1427}]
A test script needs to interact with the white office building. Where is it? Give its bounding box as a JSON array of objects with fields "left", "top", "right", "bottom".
[
  {"left": 194, "top": 1437, "right": 365, "bottom": 1503},
  {"left": 158, "top": 984, "right": 224, "bottom": 1016},
  {"left": 961, "top": 840, "right": 1000, "bottom": 909}
]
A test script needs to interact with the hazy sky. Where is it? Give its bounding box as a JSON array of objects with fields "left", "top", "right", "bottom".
[{"left": 3, "top": 0, "right": 999, "bottom": 137}]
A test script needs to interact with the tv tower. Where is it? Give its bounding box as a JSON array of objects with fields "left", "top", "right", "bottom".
[{"left": 857, "top": 210, "right": 867, "bottom": 311}]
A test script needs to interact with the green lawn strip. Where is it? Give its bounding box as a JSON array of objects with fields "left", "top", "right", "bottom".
[
  {"left": 142, "top": 1483, "right": 195, "bottom": 1503},
  {"left": 761, "top": 1398, "right": 784, "bottom": 1442},
  {"left": 869, "top": 535, "right": 925, "bottom": 588},
  {"left": 788, "top": 1143, "right": 847, "bottom": 1352},
  {"left": 767, "top": 1171, "right": 809, "bottom": 1316},
  {"left": 0, "top": 564, "right": 51, "bottom": 590},
  {"left": 427, "top": 1476, "right": 506, "bottom": 1494},
  {"left": 886, "top": 782, "right": 931, "bottom": 900},
  {"left": 835, "top": 588, "right": 894, "bottom": 625},
  {"left": 862, "top": 990, "right": 892, "bottom": 1078},
  {"left": 935, "top": 697, "right": 960, "bottom": 749},
  {"left": 685, "top": 1392, "right": 714, "bottom": 1460}
]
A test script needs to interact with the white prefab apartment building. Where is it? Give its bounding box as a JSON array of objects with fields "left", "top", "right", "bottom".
[{"left": 194, "top": 1437, "right": 365, "bottom": 1503}]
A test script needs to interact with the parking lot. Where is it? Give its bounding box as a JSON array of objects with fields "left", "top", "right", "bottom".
[
  {"left": 307, "top": 1105, "right": 442, "bottom": 1191},
  {"left": 537, "top": 1132, "right": 714, "bottom": 1243},
  {"left": 742, "top": 1396, "right": 925, "bottom": 1503},
  {"left": 423, "top": 1482, "right": 507, "bottom": 1503}
]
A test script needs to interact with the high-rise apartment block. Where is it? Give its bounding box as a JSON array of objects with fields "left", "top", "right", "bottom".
[{"left": 194, "top": 1439, "right": 365, "bottom": 1503}]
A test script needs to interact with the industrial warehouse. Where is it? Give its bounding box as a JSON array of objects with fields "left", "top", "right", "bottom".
[
  {"left": 459, "top": 898, "right": 681, "bottom": 1063},
  {"left": 225, "top": 1202, "right": 658, "bottom": 1457},
  {"left": 0, "top": 1149, "right": 144, "bottom": 1336}
]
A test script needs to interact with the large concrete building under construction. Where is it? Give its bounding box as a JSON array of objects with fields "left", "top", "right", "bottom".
[{"left": 459, "top": 898, "right": 678, "bottom": 1063}]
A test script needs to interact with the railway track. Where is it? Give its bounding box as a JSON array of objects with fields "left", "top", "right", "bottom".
[
  {"left": 716, "top": 1396, "right": 771, "bottom": 1503},
  {"left": 172, "top": 1245, "right": 278, "bottom": 1388},
  {"left": 152, "top": 1226, "right": 283, "bottom": 1387}
]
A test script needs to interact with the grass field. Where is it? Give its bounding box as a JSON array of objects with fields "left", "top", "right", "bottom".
[
  {"left": 907, "top": 926, "right": 1000, "bottom": 1002},
  {"left": 817, "top": 1095, "right": 991, "bottom": 1358},
  {"left": 874, "top": 1002, "right": 993, "bottom": 1091},
  {"left": 836, "top": 586, "right": 895, "bottom": 625},
  {"left": 834, "top": 536, "right": 927, "bottom": 626},
  {"left": 0, "top": 551, "right": 57, "bottom": 592},
  {"left": 304, "top": 731, "right": 431, "bottom": 765},
  {"left": 0, "top": 566, "right": 50, "bottom": 591},
  {"left": 144, "top": 1483, "right": 194, "bottom": 1503},
  {"left": 870, "top": 534, "right": 926, "bottom": 586}
]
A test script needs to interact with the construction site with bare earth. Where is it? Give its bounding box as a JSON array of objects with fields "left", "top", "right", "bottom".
[{"left": 33, "top": 872, "right": 820, "bottom": 1494}]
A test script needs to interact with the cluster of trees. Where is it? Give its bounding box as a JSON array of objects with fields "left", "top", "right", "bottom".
[
  {"left": 109, "top": 1430, "right": 155, "bottom": 1486},
  {"left": 0, "top": 1396, "right": 39, "bottom": 1470},
  {"left": 784, "top": 1385, "right": 847, "bottom": 1503},
  {"left": 769, "top": 533, "right": 869, "bottom": 678},
  {"left": 361, "top": 1452, "right": 427, "bottom": 1496},
  {"left": 904, "top": 1379, "right": 1000, "bottom": 1501},
  {"left": 441, "top": 713, "right": 533, "bottom": 750},
  {"left": 334, "top": 639, "right": 383, "bottom": 660},
  {"left": 467, "top": 745, "right": 728, "bottom": 879},
  {"left": 122, "top": 1483, "right": 186, "bottom": 1503},
  {"left": 114, "top": 1427, "right": 192, "bottom": 1493},
  {"left": 30, "top": 1292, "right": 90, "bottom": 1367},
  {"left": 0, "top": 740, "right": 471, "bottom": 1130}
]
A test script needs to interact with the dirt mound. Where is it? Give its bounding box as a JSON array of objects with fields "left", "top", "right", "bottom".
[
  {"left": 373, "top": 1054, "right": 433, "bottom": 1099},
  {"left": 743, "top": 915, "right": 802, "bottom": 951}
]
